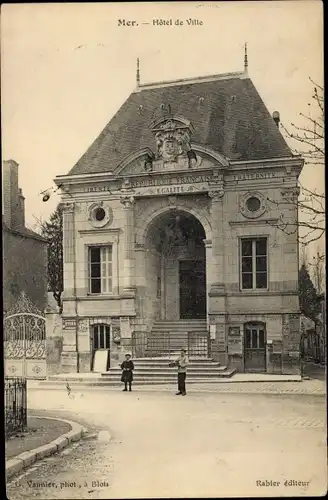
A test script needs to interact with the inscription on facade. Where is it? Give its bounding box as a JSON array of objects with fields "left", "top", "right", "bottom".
[
  {"left": 233, "top": 172, "right": 276, "bottom": 181},
  {"left": 76, "top": 171, "right": 277, "bottom": 194},
  {"left": 63, "top": 319, "right": 76, "bottom": 329},
  {"left": 61, "top": 352, "right": 77, "bottom": 366},
  {"left": 131, "top": 173, "right": 213, "bottom": 189},
  {"left": 228, "top": 326, "right": 242, "bottom": 355},
  {"left": 84, "top": 185, "right": 112, "bottom": 193}
]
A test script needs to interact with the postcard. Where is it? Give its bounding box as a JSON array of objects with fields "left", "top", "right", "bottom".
[{"left": 2, "top": 1, "right": 326, "bottom": 498}]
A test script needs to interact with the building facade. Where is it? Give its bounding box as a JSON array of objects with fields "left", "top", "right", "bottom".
[
  {"left": 55, "top": 67, "right": 303, "bottom": 375},
  {"left": 3, "top": 160, "right": 48, "bottom": 313}
]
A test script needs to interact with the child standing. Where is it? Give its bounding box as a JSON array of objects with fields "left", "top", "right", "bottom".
[
  {"left": 120, "top": 353, "right": 134, "bottom": 391},
  {"left": 169, "top": 348, "right": 189, "bottom": 396}
]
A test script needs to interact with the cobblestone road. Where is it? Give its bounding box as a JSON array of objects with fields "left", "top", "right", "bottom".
[{"left": 6, "top": 389, "right": 327, "bottom": 499}]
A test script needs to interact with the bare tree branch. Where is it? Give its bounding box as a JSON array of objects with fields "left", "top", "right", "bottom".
[{"left": 267, "top": 80, "right": 325, "bottom": 247}]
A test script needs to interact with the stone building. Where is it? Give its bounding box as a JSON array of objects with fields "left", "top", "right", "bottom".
[
  {"left": 55, "top": 60, "right": 303, "bottom": 375},
  {"left": 3, "top": 160, "right": 47, "bottom": 312}
]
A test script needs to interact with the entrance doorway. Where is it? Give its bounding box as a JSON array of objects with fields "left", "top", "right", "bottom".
[
  {"left": 91, "top": 324, "right": 110, "bottom": 372},
  {"left": 145, "top": 210, "right": 207, "bottom": 321},
  {"left": 179, "top": 260, "right": 206, "bottom": 319},
  {"left": 244, "top": 323, "right": 266, "bottom": 372}
]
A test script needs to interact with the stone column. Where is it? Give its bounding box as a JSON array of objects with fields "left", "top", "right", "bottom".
[
  {"left": 208, "top": 189, "right": 225, "bottom": 293},
  {"left": 120, "top": 195, "right": 136, "bottom": 294}
]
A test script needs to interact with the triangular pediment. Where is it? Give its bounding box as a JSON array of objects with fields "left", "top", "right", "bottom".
[
  {"left": 114, "top": 113, "right": 230, "bottom": 177},
  {"left": 114, "top": 142, "right": 230, "bottom": 178}
]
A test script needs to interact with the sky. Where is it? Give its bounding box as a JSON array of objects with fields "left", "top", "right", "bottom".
[{"left": 1, "top": 1, "right": 324, "bottom": 251}]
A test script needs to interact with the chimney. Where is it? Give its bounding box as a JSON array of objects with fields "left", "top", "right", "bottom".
[
  {"left": 2, "top": 159, "right": 25, "bottom": 230},
  {"left": 19, "top": 188, "right": 25, "bottom": 227},
  {"left": 272, "top": 111, "right": 280, "bottom": 127}
]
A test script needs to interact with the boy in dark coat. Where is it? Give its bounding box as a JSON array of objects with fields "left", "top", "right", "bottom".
[{"left": 120, "top": 354, "right": 134, "bottom": 391}]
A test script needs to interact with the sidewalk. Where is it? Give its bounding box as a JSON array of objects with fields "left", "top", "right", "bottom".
[
  {"left": 302, "top": 361, "right": 326, "bottom": 381},
  {"left": 6, "top": 416, "right": 88, "bottom": 481},
  {"left": 6, "top": 416, "right": 72, "bottom": 460}
]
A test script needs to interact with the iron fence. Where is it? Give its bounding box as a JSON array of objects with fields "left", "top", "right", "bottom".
[
  {"left": 132, "top": 331, "right": 211, "bottom": 358},
  {"left": 147, "top": 333, "right": 171, "bottom": 357},
  {"left": 5, "top": 377, "right": 27, "bottom": 436},
  {"left": 131, "top": 331, "right": 148, "bottom": 358},
  {"left": 187, "top": 331, "right": 210, "bottom": 358}
]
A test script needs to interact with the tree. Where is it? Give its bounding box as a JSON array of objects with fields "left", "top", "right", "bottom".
[
  {"left": 40, "top": 206, "right": 63, "bottom": 313},
  {"left": 268, "top": 79, "right": 325, "bottom": 247},
  {"left": 299, "top": 264, "right": 321, "bottom": 323},
  {"left": 308, "top": 250, "right": 325, "bottom": 295}
]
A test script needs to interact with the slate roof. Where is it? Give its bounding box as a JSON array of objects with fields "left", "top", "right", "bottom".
[{"left": 67, "top": 74, "right": 292, "bottom": 176}]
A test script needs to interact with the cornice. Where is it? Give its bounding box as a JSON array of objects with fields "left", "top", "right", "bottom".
[
  {"left": 229, "top": 218, "right": 279, "bottom": 227},
  {"left": 78, "top": 228, "right": 122, "bottom": 235},
  {"left": 55, "top": 155, "right": 303, "bottom": 188},
  {"left": 230, "top": 156, "right": 304, "bottom": 170}
]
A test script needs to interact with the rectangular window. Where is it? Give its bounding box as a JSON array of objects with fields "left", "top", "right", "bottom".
[
  {"left": 240, "top": 238, "right": 267, "bottom": 290},
  {"left": 88, "top": 246, "right": 112, "bottom": 294}
]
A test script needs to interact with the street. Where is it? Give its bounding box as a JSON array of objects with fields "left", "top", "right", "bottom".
[{"left": 6, "top": 386, "right": 327, "bottom": 499}]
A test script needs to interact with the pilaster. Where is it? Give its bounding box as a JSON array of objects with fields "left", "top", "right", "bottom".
[
  {"left": 208, "top": 187, "right": 226, "bottom": 300},
  {"left": 120, "top": 195, "right": 136, "bottom": 295},
  {"left": 62, "top": 202, "right": 76, "bottom": 298}
]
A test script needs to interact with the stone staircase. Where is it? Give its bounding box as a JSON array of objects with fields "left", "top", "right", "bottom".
[
  {"left": 146, "top": 319, "right": 208, "bottom": 357},
  {"left": 40, "top": 320, "right": 235, "bottom": 388},
  {"left": 101, "top": 357, "right": 235, "bottom": 385},
  {"left": 41, "top": 357, "right": 235, "bottom": 388}
]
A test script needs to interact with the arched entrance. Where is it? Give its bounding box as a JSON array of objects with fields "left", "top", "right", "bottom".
[{"left": 145, "top": 210, "right": 207, "bottom": 321}]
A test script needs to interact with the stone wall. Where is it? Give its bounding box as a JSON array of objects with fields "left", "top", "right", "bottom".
[
  {"left": 45, "top": 310, "right": 63, "bottom": 374},
  {"left": 3, "top": 228, "right": 47, "bottom": 313}
]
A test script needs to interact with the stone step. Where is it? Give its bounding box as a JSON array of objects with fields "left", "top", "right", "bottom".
[
  {"left": 41, "top": 372, "right": 236, "bottom": 387},
  {"left": 152, "top": 320, "right": 207, "bottom": 324},
  {"left": 101, "top": 371, "right": 228, "bottom": 378},
  {"left": 151, "top": 327, "right": 207, "bottom": 331},
  {"left": 103, "top": 365, "right": 226, "bottom": 373},
  {"left": 152, "top": 325, "right": 206, "bottom": 328},
  {"left": 144, "top": 353, "right": 209, "bottom": 358},
  {"left": 109, "top": 361, "right": 220, "bottom": 370},
  {"left": 127, "top": 357, "right": 215, "bottom": 363},
  {"left": 152, "top": 321, "right": 206, "bottom": 325}
]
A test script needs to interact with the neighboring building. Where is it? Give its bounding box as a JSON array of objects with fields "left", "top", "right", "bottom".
[
  {"left": 55, "top": 59, "right": 303, "bottom": 375},
  {"left": 300, "top": 294, "right": 326, "bottom": 364},
  {"left": 3, "top": 160, "right": 47, "bottom": 313}
]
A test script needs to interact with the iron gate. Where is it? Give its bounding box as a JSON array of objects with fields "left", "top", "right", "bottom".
[
  {"left": 4, "top": 293, "right": 47, "bottom": 379},
  {"left": 187, "top": 331, "right": 210, "bottom": 358},
  {"left": 5, "top": 377, "right": 27, "bottom": 436}
]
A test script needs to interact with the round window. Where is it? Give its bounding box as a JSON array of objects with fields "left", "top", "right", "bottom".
[
  {"left": 246, "top": 197, "right": 261, "bottom": 212},
  {"left": 94, "top": 207, "right": 106, "bottom": 221}
]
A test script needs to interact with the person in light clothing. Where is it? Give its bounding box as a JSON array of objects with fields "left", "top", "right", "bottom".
[{"left": 169, "top": 349, "right": 189, "bottom": 396}]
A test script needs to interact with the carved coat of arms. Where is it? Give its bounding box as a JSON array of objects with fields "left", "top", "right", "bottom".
[{"left": 151, "top": 117, "right": 194, "bottom": 163}]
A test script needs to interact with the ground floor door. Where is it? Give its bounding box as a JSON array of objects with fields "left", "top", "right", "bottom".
[
  {"left": 91, "top": 324, "right": 111, "bottom": 372},
  {"left": 179, "top": 260, "right": 206, "bottom": 319},
  {"left": 244, "top": 323, "right": 266, "bottom": 372}
]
